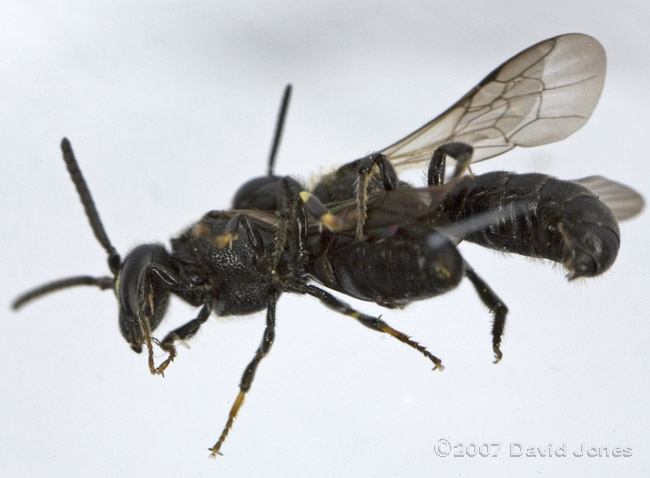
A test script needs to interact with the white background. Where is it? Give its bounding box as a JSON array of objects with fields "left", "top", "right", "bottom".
[{"left": 1, "top": 1, "right": 649, "bottom": 476}]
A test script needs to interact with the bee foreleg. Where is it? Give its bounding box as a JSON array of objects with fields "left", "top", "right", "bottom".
[{"left": 154, "top": 302, "right": 213, "bottom": 375}]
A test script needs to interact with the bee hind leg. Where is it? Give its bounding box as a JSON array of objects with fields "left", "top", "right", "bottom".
[{"left": 463, "top": 261, "right": 508, "bottom": 363}]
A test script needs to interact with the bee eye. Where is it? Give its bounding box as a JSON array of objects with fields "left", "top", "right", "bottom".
[
  {"left": 117, "top": 244, "right": 171, "bottom": 350},
  {"left": 118, "top": 245, "right": 159, "bottom": 316}
]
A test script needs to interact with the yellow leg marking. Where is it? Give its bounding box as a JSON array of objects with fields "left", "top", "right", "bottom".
[
  {"left": 214, "top": 232, "right": 238, "bottom": 249},
  {"left": 298, "top": 191, "right": 311, "bottom": 203},
  {"left": 209, "top": 390, "right": 247, "bottom": 457},
  {"left": 320, "top": 212, "right": 343, "bottom": 231},
  {"left": 154, "top": 340, "right": 177, "bottom": 376},
  {"left": 141, "top": 292, "right": 158, "bottom": 376},
  {"left": 493, "top": 345, "right": 503, "bottom": 364},
  {"left": 380, "top": 323, "right": 444, "bottom": 371}
]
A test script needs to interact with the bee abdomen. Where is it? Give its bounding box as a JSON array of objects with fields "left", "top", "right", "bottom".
[
  {"left": 309, "top": 230, "right": 464, "bottom": 306},
  {"left": 443, "top": 172, "right": 620, "bottom": 278}
]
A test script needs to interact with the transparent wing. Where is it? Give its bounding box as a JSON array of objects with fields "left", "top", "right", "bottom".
[
  {"left": 324, "top": 185, "right": 452, "bottom": 234},
  {"left": 381, "top": 33, "right": 606, "bottom": 170},
  {"left": 576, "top": 176, "right": 645, "bottom": 221}
]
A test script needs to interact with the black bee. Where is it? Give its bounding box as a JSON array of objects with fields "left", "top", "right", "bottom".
[{"left": 12, "top": 33, "right": 643, "bottom": 456}]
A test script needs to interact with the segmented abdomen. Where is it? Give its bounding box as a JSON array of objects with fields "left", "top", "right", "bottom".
[
  {"left": 307, "top": 229, "right": 464, "bottom": 306},
  {"left": 440, "top": 172, "right": 620, "bottom": 278}
]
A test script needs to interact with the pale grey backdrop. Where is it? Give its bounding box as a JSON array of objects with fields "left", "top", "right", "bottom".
[{"left": 1, "top": 1, "right": 649, "bottom": 476}]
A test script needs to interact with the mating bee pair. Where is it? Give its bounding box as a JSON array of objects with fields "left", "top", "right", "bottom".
[{"left": 14, "top": 33, "right": 643, "bottom": 455}]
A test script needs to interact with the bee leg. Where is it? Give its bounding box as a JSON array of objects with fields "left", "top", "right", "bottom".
[
  {"left": 203, "top": 212, "right": 266, "bottom": 253},
  {"left": 427, "top": 142, "right": 474, "bottom": 186},
  {"left": 462, "top": 261, "right": 508, "bottom": 363},
  {"left": 153, "top": 302, "right": 213, "bottom": 376},
  {"left": 296, "top": 283, "right": 444, "bottom": 371},
  {"left": 222, "top": 177, "right": 309, "bottom": 279},
  {"left": 287, "top": 187, "right": 309, "bottom": 268},
  {"left": 209, "top": 296, "right": 279, "bottom": 457},
  {"left": 273, "top": 176, "right": 310, "bottom": 269},
  {"left": 136, "top": 278, "right": 158, "bottom": 376},
  {"left": 298, "top": 191, "right": 343, "bottom": 231},
  {"left": 135, "top": 263, "right": 184, "bottom": 375},
  {"left": 355, "top": 153, "right": 400, "bottom": 240},
  {"left": 220, "top": 175, "right": 309, "bottom": 285}
]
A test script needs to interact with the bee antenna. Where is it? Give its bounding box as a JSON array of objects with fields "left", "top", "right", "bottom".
[
  {"left": 267, "top": 84, "right": 292, "bottom": 177},
  {"left": 12, "top": 139, "right": 121, "bottom": 309},
  {"left": 60, "top": 138, "right": 121, "bottom": 273},
  {"left": 12, "top": 276, "right": 114, "bottom": 310}
]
